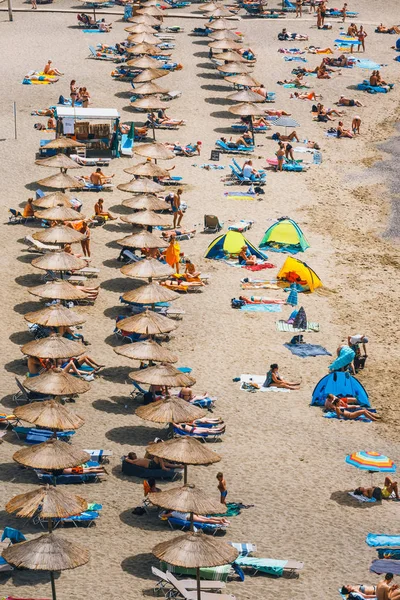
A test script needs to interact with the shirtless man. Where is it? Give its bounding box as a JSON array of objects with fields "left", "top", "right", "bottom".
[
  {"left": 90, "top": 168, "right": 114, "bottom": 186},
  {"left": 377, "top": 573, "right": 398, "bottom": 600},
  {"left": 94, "top": 198, "right": 117, "bottom": 220},
  {"left": 338, "top": 95, "right": 363, "bottom": 107}
]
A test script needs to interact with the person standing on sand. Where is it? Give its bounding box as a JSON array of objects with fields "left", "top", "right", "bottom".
[
  {"left": 31, "top": 0, "right": 37, "bottom": 9},
  {"left": 296, "top": 0, "right": 302, "bottom": 18},
  {"left": 341, "top": 2, "right": 348, "bottom": 22},
  {"left": 216, "top": 472, "right": 227, "bottom": 505},
  {"left": 352, "top": 116, "right": 361, "bottom": 134},
  {"left": 357, "top": 25, "right": 367, "bottom": 52},
  {"left": 172, "top": 189, "right": 183, "bottom": 229}
]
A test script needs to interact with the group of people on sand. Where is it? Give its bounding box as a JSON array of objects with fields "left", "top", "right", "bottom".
[
  {"left": 70, "top": 80, "right": 91, "bottom": 107},
  {"left": 343, "top": 572, "right": 400, "bottom": 599}
]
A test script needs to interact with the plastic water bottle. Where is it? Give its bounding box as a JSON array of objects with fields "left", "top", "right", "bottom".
[{"left": 313, "top": 151, "right": 322, "bottom": 165}]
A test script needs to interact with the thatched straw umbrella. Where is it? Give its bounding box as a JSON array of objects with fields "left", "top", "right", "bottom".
[
  {"left": 216, "top": 62, "right": 251, "bottom": 75},
  {"left": 6, "top": 485, "right": 87, "bottom": 519},
  {"left": 129, "top": 95, "right": 170, "bottom": 140},
  {"left": 208, "top": 29, "right": 242, "bottom": 41},
  {"left": 29, "top": 280, "right": 88, "bottom": 301},
  {"left": 35, "top": 155, "right": 80, "bottom": 172},
  {"left": 13, "top": 438, "right": 90, "bottom": 470},
  {"left": 122, "top": 282, "right": 179, "bottom": 305},
  {"left": 33, "top": 226, "right": 85, "bottom": 245},
  {"left": 132, "top": 68, "right": 169, "bottom": 83},
  {"left": 126, "top": 44, "right": 171, "bottom": 57},
  {"left": 213, "top": 50, "right": 248, "bottom": 63},
  {"left": 14, "top": 399, "right": 85, "bottom": 431},
  {"left": 120, "top": 210, "right": 171, "bottom": 227},
  {"left": 208, "top": 39, "right": 243, "bottom": 50},
  {"left": 117, "top": 231, "right": 168, "bottom": 249},
  {"left": 208, "top": 6, "right": 234, "bottom": 17},
  {"left": 22, "top": 370, "right": 90, "bottom": 399},
  {"left": 2, "top": 533, "right": 89, "bottom": 600},
  {"left": 35, "top": 173, "right": 85, "bottom": 191},
  {"left": 33, "top": 205, "right": 85, "bottom": 222},
  {"left": 134, "top": 142, "right": 175, "bottom": 161},
  {"left": 224, "top": 74, "right": 260, "bottom": 87},
  {"left": 24, "top": 305, "right": 86, "bottom": 328},
  {"left": 227, "top": 89, "right": 264, "bottom": 102},
  {"left": 146, "top": 437, "right": 221, "bottom": 484},
  {"left": 21, "top": 335, "right": 85, "bottom": 360},
  {"left": 131, "top": 363, "right": 195, "bottom": 387},
  {"left": 31, "top": 252, "right": 86, "bottom": 276},
  {"left": 135, "top": 397, "right": 205, "bottom": 437},
  {"left": 127, "top": 32, "right": 160, "bottom": 44},
  {"left": 124, "top": 161, "right": 169, "bottom": 178},
  {"left": 114, "top": 339, "right": 177, "bottom": 364},
  {"left": 33, "top": 192, "right": 73, "bottom": 209},
  {"left": 199, "top": 1, "right": 224, "bottom": 12},
  {"left": 136, "top": 5, "right": 165, "bottom": 16},
  {"left": 117, "top": 178, "right": 164, "bottom": 194},
  {"left": 121, "top": 195, "right": 169, "bottom": 211},
  {"left": 124, "top": 23, "right": 156, "bottom": 34},
  {"left": 132, "top": 81, "right": 169, "bottom": 96},
  {"left": 126, "top": 14, "right": 160, "bottom": 26},
  {"left": 208, "top": 18, "right": 238, "bottom": 30},
  {"left": 125, "top": 55, "right": 160, "bottom": 69},
  {"left": 152, "top": 532, "right": 238, "bottom": 600},
  {"left": 44, "top": 137, "right": 85, "bottom": 150},
  {"left": 120, "top": 257, "right": 173, "bottom": 280},
  {"left": 228, "top": 102, "right": 266, "bottom": 143},
  {"left": 117, "top": 309, "right": 177, "bottom": 335}
]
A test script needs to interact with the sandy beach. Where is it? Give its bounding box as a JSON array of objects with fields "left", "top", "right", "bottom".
[{"left": 0, "top": 0, "right": 400, "bottom": 598}]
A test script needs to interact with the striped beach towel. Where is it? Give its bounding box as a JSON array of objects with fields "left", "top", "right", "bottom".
[
  {"left": 276, "top": 320, "right": 320, "bottom": 333},
  {"left": 160, "top": 562, "right": 232, "bottom": 581}
]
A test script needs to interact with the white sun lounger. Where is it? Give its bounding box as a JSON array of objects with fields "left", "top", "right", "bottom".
[
  {"left": 25, "top": 235, "right": 59, "bottom": 253},
  {"left": 166, "top": 572, "right": 234, "bottom": 600},
  {"left": 152, "top": 567, "right": 226, "bottom": 597}
]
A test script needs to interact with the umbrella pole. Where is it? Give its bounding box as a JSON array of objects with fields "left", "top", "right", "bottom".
[
  {"left": 184, "top": 464, "right": 187, "bottom": 485},
  {"left": 196, "top": 567, "right": 201, "bottom": 600},
  {"left": 190, "top": 512, "right": 194, "bottom": 532},
  {"left": 250, "top": 118, "right": 255, "bottom": 146},
  {"left": 151, "top": 110, "right": 156, "bottom": 141},
  {"left": 50, "top": 571, "right": 57, "bottom": 600}
]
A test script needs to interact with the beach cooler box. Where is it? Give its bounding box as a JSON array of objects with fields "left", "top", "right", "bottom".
[{"left": 39, "top": 140, "right": 57, "bottom": 157}]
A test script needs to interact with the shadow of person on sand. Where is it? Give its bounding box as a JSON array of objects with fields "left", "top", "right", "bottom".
[
  {"left": 121, "top": 553, "right": 157, "bottom": 580},
  {"left": 330, "top": 490, "right": 377, "bottom": 508},
  {"left": 106, "top": 425, "right": 167, "bottom": 446}
]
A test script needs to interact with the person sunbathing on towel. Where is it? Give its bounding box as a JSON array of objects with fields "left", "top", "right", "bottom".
[
  {"left": 43, "top": 60, "right": 63, "bottom": 76},
  {"left": 265, "top": 109, "right": 291, "bottom": 117},
  {"left": 162, "top": 510, "right": 230, "bottom": 525},
  {"left": 62, "top": 465, "right": 105, "bottom": 474},
  {"left": 324, "top": 393, "right": 358, "bottom": 411},
  {"left": 278, "top": 75, "right": 309, "bottom": 88},
  {"left": 90, "top": 169, "right": 114, "bottom": 186},
  {"left": 238, "top": 246, "right": 257, "bottom": 266},
  {"left": 331, "top": 397, "right": 379, "bottom": 421},
  {"left": 264, "top": 363, "right": 301, "bottom": 390},
  {"left": 252, "top": 84, "right": 270, "bottom": 99},
  {"left": 26, "top": 73, "right": 59, "bottom": 83},
  {"left": 338, "top": 95, "right": 363, "bottom": 107},
  {"left": 354, "top": 477, "right": 400, "bottom": 501},
  {"left": 279, "top": 28, "right": 308, "bottom": 41},
  {"left": 173, "top": 423, "right": 226, "bottom": 435},
  {"left": 156, "top": 108, "right": 184, "bottom": 126},
  {"left": 274, "top": 131, "right": 300, "bottom": 142},
  {"left": 306, "top": 46, "right": 334, "bottom": 54},
  {"left": 324, "top": 54, "right": 349, "bottom": 67},
  {"left": 98, "top": 18, "right": 112, "bottom": 32},
  {"left": 291, "top": 91, "right": 320, "bottom": 100},
  {"left": 340, "top": 584, "right": 378, "bottom": 598},
  {"left": 317, "top": 64, "right": 332, "bottom": 79},
  {"left": 377, "top": 24, "right": 400, "bottom": 34}
]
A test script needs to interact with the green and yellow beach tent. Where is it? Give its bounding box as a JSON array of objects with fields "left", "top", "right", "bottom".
[
  {"left": 259, "top": 218, "right": 309, "bottom": 253},
  {"left": 204, "top": 230, "right": 267, "bottom": 260},
  {"left": 277, "top": 256, "right": 322, "bottom": 292}
]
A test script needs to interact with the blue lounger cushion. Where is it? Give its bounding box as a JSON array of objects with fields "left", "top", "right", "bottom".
[{"left": 168, "top": 517, "right": 226, "bottom": 532}]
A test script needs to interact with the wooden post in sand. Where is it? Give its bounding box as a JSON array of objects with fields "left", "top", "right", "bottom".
[
  {"left": 13, "top": 102, "right": 17, "bottom": 139},
  {"left": 7, "top": 0, "right": 13, "bottom": 21}
]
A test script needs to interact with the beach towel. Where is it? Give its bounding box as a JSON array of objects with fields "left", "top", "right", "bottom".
[
  {"left": 282, "top": 83, "right": 309, "bottom": 88},
  {"left": 276, "top": 320, "right": 320, "bottom": 333},
  {"left": 235, "top": 557, "right": 287, "bottom": 577},
  {"left": 284, "top": 57, "right": 307, "bottom": 62},
  {"left": 377, "top": 549, "right": 400, "bottom": 559},
  {"left": 370, "top": 560, "right": 400, "bottom": 575},
  {"left": 230, "top": 543, "right": 257, "bottom": 557},
  {"left": 241, "top": 304, "right": 282, "bottom": 312},
  {"left": 244, "top": 263, "right": 276, "bottom": 271},
  {"left": 324, "top": 411, "right": 372, "bottom": 422},
  {"left": 83, "top": 29, "right": 104, "bottom": 33},
  {"left": 240, "top": 374, "right": 291, "bottom": 393},
  {"left": 338, "top": 591, "right": 373, "bottom": 600},
  {"left": 353, "top": 58, "right": 382, "bottom": 70},
  {"left": 284, "top": 343, "right": 331, "bottom": 358},
  {"left": 367, "top": 534, "right": 400, "bottom": 547},
  {"left": 160, "top": 562, "right": 232, "bottom": 582},
  {"left": 286, "top": 283, "right": 298, "bottom": 306},
  {"left": 224, "top": 192, "right": 256, "bottom": 201},
  {"left": 348, "top": 491, "right": 376, "bottom": 503},
  {"left": 214, "top": 503, "right": 253, "bottom": 517}
]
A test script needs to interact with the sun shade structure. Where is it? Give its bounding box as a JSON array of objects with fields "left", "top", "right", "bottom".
[
  {"left": 208, "top": 18, "right": 238, "bottom": 30},
  {"left": 260, "top": 218, "right": 310, "bottom": 253},
  {"left": 124, "top": 161, "right": 170, "bottom": 178},
  {"left": 311, "top": 372, "right": 370, "bottom": 407},
  {"left": 152, "top": 532, "right": 239, "bottom": 600},
  {"left": 277, "top": 256, "right": 322, "bottom": 292},
  {"left": 122, "top": 282, "right": 179, "bottom": 304},
  {"left": 34, "top": 205, "right": 84, "bottom": 222},
  {"left": 120, "top": 257, "right": 173, "bottom": 279},
  {"left": 44, "top": 137, "right": 86, "bottom": 150},
  {"left": 131, "top": 363, "right": 195, "bottom": 387},
  {"left": 127, "top": 32, "right": 160, "bottom": 44},
  {"left": 227, "top": 89, "right": 264, "bottom": 102},
  {"left": 117, "top": 178, "right": 164, "bottom": 194},
  {"left": 147, "top": 437, "right": 221, "bottom": 483},
  {"left": 21, "top": 335, "right": 85, "bottom": 360},
  {"left": 126, "top": 44, "right": 171, "bottom": 57},
  {"left": 24, "top": 304, "right": 86, "bottom": 328},
  {"left": 228, "top": 102, "right": 265, "bottom": 115},
  {"left": 126, "top": 14, "right": 160, "bottom": 26},
  {"left": 208, "top": 29, "right": 242, "bottom": 41},
  {"left": 29, "top": 280, "right": 89, "bottom": 301},
  {"left": 208, "top": 39, "right": 243, "bottom": 50},
  {"left": 33, "top": 226, "right": 85, "bottom": 244},
  {"left": 272, "top": 116, "right": 300, "bottom": 129},
  {"left": 213, "top": 51, "right": 248, "bottom": 63},
  {"left": 2, "top": 533, "right": 89, "bottom": 600},
  {"left": 14, "top": 399, "right": 85, "bottom": 431},
  {"left": 345, "top": 451, "right": 396, "bottom": 473},
  {"left": 6, "top": 485, "right": 88, "bottom": 519},
  {"left": 134, "top": 142, "right": 175, "bottom": 161},
  {"left": 199, "top": 2, "right": 224, "bottom": 11},
  {"left": 207, "top": 6, "right": 234, "bottom": 17},
  {"left": 205, "top": 230, "right": 266, "bottom": 260},
  {"left": 33, "top": 192, "right": 74, "bottom": 209},
  {"left": 124, "top": 23, "right": 156, "bottom": 34},
  {"left": 132, "top": 81, "right": 169, "bottom": 95},
  {"left": 36, "top": 173, "right": 85, "bottom": 191},
  {"left": 125, "top": 55, "right": 160, "bottom": 68},
  {"left": 136, "top": 5, "right": 165, "bottom": 16},
  {"left": 23, "top": 370, "right": 90, "bottom": 398},
  {"left": 148, "top": 483, "right": 224, "bottom": 515},
  {"left": 121, "top": 195, "right": 169, "bottom": 211},
  {"left": 32, "top": 252, "right": 86, "bottom": 272},
  {"left": 120, "top": 210, "right": 171, "bottom": 227},
  {"left": 132, "top": 68, "right": 169, "bottom": 83},
  {"left": 35, "top": 155, "right": 81, "bottom": 171},
  {"left": 13, "top": 438, "right": 90, "bottom": 470},
  {"left": 117, "top": 309, "right": 177, "bottom": 334},
  {"left": 224, "top": 73, "right": 260, "bottom": 86},
  {"left": 114, "top": 339, "right": 178, "bottom": 363},
  {"left": 117, "top": 230, "right": 168, "bottom": 248},
  {"left": 130, "top": 96, "right": 169, "bottom": 110},
  {"left": 217, "top": 63, "right": 251, "bottom": 74},
  {"left": 135, "top": 396, "right": 205, "bottom": 424}
]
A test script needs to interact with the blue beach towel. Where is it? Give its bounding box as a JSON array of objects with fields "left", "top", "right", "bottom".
[
  {"left": 366, "top": 534, "right": 400, "bottom": 547},
  {"left": 354, "top": 59, "right": 382, "bottom": 70},
  {"left": 370, "top": 559, "right": 400, "bottom": 575},
  {"left": 240, "top": 304, "right": 282, "bottom": 312},
  {"left": 83, "top": 29, "right": 104, "bottom": 33},
  {"left": 1, "top": 528, "right": 26, "bottom": 543},
  {"left": 324, "top": 411, "right": 373, "bottom": 422},
  {"left": 284, "top": 343, "right": 331, "bottom": 358},
  {"left": 377, "top": 549, "right": 400, "bottom": 559}
]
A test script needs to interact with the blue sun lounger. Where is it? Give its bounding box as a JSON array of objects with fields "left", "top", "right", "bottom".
[
  {"left": 216, "top": 140, "right": 254, "bottom": 154},
  {"left": 231, "top": 123, "right": 268, "bottom": 133},
  {"left": 192, "top": 26, "right": 212, "bottom": 36},
  {"left": 166, "top": 516, "right": 227, "bottom": 535},
  {"left": 13, "top": 427, "right": 75, "bottom": 443}
]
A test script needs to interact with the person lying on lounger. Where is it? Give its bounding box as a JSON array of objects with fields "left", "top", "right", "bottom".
[
  {"left": 341, "top": 584, "right": 378, "bottom": 598},
  {"left": 164, "top": 141, "right": 201, "bottom": 156},
  {"left": 274, "top": 131, "right": 300, "bottom": 142},
  {"left": 331, "top": 396, "right": 379, "bottom": 421},
  {"left": 238, "top": 245, "right": 257, "bottom": 265},
  {"left": 125, "top": 452, "right": 176, "bottom": 471},
  {"left": 264, "top": 363, "right": 301, "bottom": 390},
  {"left": 174, "top": 423, "right": 226, "bottom": 434},
  {"left": 354, "top": 477, "right": 400, "bottom": 501},
  {"left": 162, "top": 510, "right": 230, "bottom": 525},
  {"left": 220, "top": 134, "right": 253, "bottom": 148},
  {"left": 90, "top": 169, "right": 115, "bottom": 186},
  {"left": 338, "top": 95, "right": 363, "bottom": 107},
  {"left": 178, "top": 387, "right": 209, "bottom": 402},
  {"left": 75, "top": 285, "right": 99, "bottom": 300}
]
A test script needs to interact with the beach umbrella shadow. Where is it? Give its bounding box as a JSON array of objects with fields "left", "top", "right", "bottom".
[
  {"left": 98, "top": 365, "right": 132, "bottom": 382},
  {"left": 100, "top": 277, "right": 132, "bottom": 292},
  {"left": 4, "top": 359, "right": 26, "bottom": 376},
  {"left": 0, "top": 462, "right": 38, "bottom": 484},
  {"left": 92, "top": 396, "right": 133, "bottom": 415},
  {"left": 14, "top": 301, "right": 43, "bottom": 315},
  {"left": 14, "top": 273, "right": 41, "bottom": 286},
  {"left": 121, "top": 553, "right": 157, "bottom": 580},
  {"left": 201, "top": 83, "right": 231, "bottom": 92},
  {"left": 210, "top": 110, "right": 235, "bottom": 119},
  {"left": 102, "top": 258, "right": 121, "bottom": 269},
  {"left": 196, "top": 62, "right": 216, "bottom": 70},
  {"left": 9, "top": 330, "right": 33, "bottom": 346},
  {"left": 196, "top": 72, "right": 220, "bottom": 80},
  {"left": 106, "top": 424, "right": 167, "bottom": 445},
  {"left": 119, "top": 508, "right": 168, "bottom": 532},
  {"left": 205, "top": 97, "right": 233, "bottom": 106}
]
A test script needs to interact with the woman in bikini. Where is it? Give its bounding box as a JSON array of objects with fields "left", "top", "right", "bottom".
[
  {"left": 264, "top": 363, "right": 301, "bottom": 390},
  {"left": 331, "top": 397, "right": 379, "bottom": 421}
]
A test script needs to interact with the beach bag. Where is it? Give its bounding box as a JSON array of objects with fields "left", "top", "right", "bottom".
[
  {"left": 231, "top": 298, "right": 245, "bottom": 309},
  {"left": 354, "top": 355, "right": 367, "bottom": 370}
]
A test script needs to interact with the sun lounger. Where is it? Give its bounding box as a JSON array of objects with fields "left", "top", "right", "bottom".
[
  {"left": 13, "top": 427, "right": 75, "bottom": 443},
  {"left": 24, "top": 235, "right": 59, "bottom": 253},
  {"left": 9, "top": 209, "right": 36, "bottom": 224},
  {"left": 229, "top": 542, "right": 257, "bottom": 556},
  {"left": 84, "top": 449, "right": 112, "bottom": 464},
  {"left": 13, "top": 378, "right": 52, "bottom": 405},
  {"left": 2, "top": 528, "right": 26, "bottom": 545},
  {"left": 173, "top": 426, "right": 224, "bottom": 442},
  {"left": 34, "top": 510, "right": 100, "bottom": 529},
  {"left": 160, "top": 562, "right": 232, "bottom": 582},
  {"left": 216, "top": 139, "right": 254, "bottom": 154},
  {"left": 234, "top": 557, "right": 303, "bottom": 577},
  {"left": 152, "top": 566, "right": 226, "bottom": 597},
  {"left": 88, "top": 45, "right": 116, "bottom": 60},
  {"left": 0, "top": 556, "right": 14, "bottom": 572},
  {"left": 231, "top": 123, "right": 268, "bottom": 133},
  {"left": 164, "top": 515, "right": 227, "bottom": 534},
  {"left": 0, "top": 414, "right": 20, "bottom": 429},
  {"left": 266, "top": 158, "right": 308, "bottom": 172},
  {"left": 166, "top": 572, "right": 235, "bottom": 600},
  {"left": 69, "top": 154, "right": 111, "bottom": 166},
  {"left": 204, "top": 215, "right": 223, "bottom": 233},
  {"left": 121, "top": 458, "right": 181, "bottom": 480},
  {"left": 228, "top": 220, "right": 253, "bottom": 232},
  {"left": 35, "top": 470, "right": 104, "bottom": 484}
]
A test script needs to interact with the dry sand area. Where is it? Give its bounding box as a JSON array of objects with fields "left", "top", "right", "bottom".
[{"left": 0, "top": 0, "right": 400, "bottom": 598}]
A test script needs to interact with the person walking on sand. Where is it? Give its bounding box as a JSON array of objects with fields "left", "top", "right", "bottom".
[
  {"left": 296, "top": 0, "right": 302, "bottom": 18},
  {"left": 341, "top": 2, "right": 348, "bottom": 22},
  {"left": 79, "top": 221, "right": 91, "bottom": 258},
  {"left": 31, "top": 0, "right": 37, "bottom": 9},
  {"left": 216, "top": 472, "right": 228, "bottom": 505}
]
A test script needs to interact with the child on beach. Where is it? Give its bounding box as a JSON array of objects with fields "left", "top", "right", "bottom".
[{"left": 217, "top": 472, "right": 227, "bottom": 505}]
